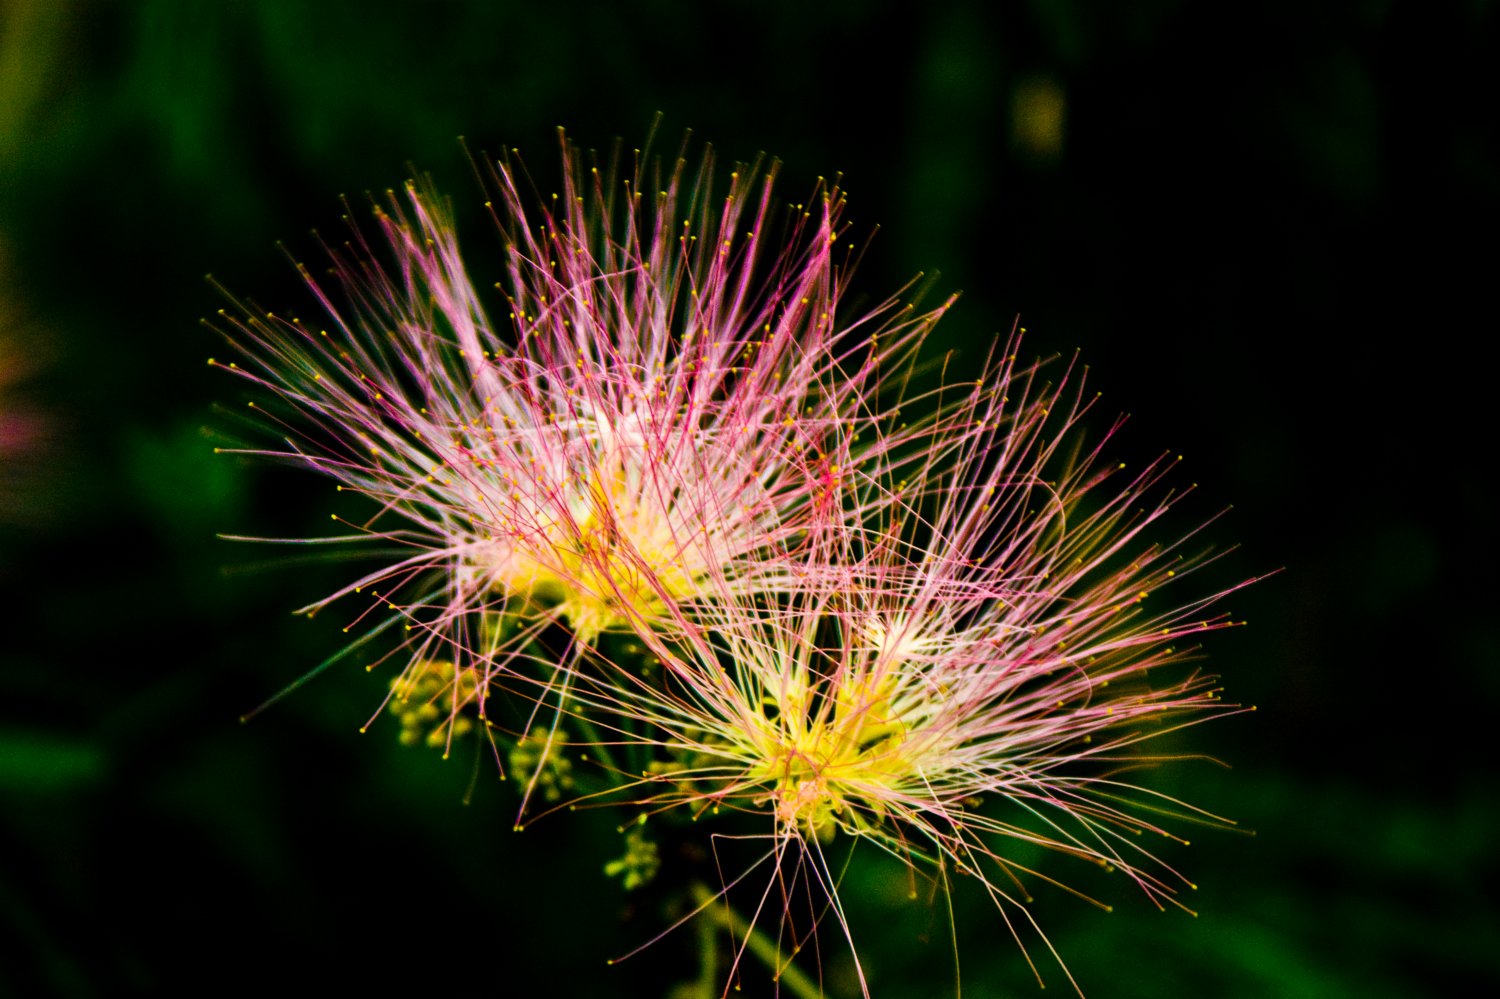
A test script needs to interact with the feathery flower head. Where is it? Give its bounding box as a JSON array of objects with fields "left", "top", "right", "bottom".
[
  {"left": 213, "top": 127, "right": 1253, "bottom": 994},
  {"left": 211, "top": 129, "right": 945, "bottom": 685},
  {"left": 564, "top": 341, "right": 1253, "bottom": 991}
]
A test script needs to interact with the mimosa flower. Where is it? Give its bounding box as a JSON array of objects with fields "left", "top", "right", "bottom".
[
  {"left": 211, "top": 131, "right": 947, "bottom": 706},
  {"left": 211, "top": 128, "right": 1254, "bottom": 995},
  {"left": 567, "top": 341, "right": 1255, "bottom": 993}
]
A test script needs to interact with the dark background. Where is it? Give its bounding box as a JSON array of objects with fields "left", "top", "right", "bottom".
[{"left": 1, "top": 1, "right": 1495, "bottom": 996}]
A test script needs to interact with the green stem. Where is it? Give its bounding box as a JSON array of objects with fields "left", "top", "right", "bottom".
[
  {"left": 689, "top": 881, "right": 823, "bottom": 999},
  {"left": 694, "top": 886, "right": 719, "bottom": 996}
]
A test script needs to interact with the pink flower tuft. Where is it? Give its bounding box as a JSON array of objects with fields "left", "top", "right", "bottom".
[
  {"left": 214, "top": 130, "right": 1255, "bottom": 995},
  {"left": 211, "top": 131, "right": 947, "bottom": 726},
  {"left": 560, "top": 338, "right": 1257, "bottom": 994}
]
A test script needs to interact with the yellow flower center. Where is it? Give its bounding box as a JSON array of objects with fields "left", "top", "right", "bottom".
[
  {"left": 487, "top": 457, "right": 703, "bottom": 641},
  {"left": 756, "top": 671, "right": 914, "bottom": 840}
]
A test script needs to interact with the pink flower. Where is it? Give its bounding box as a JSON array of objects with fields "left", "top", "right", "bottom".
[
  {"left": 568, "top": 339, "right": 1255, "bottom": 993},
  {"left": 212, "top": 131, "right": 946, "bottom": 718},
  {"left": 213, "top": 130, "right": 1254, "bottom": 993}
]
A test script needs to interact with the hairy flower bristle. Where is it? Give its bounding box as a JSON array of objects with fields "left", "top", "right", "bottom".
[
  {"left": 211, "top": 130, "right": 948, "bottom": 696},
  {"left": 214, "top": 128, "right": 1254, "bottom": 997},
  {"left": 551, "top": 341, "right": 1254, "bottom": 993}
]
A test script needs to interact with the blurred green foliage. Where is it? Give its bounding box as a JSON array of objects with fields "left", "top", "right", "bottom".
[{"left": 1, "top": 0, "right": 1496, "bottom": 995}]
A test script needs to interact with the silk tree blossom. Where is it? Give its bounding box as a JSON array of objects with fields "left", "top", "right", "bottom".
[
  {"left": 561, "top": 340, "right": 1255, "bottom": 994},
  {"left": 210, "top": 131, "right": 948, "bottom": 706}
]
